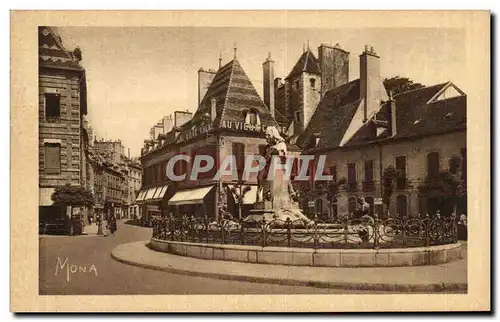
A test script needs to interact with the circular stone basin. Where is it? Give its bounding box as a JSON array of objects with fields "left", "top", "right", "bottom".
[{"left": 149, "top": 238, "right": 463, "bottom": 267}]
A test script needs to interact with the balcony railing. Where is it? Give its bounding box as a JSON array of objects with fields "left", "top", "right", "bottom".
[{"left": 362, "top": 180, "right": 376, "bottom": 192}]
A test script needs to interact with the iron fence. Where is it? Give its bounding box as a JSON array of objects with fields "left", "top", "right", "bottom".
[{"left": 151, "top": 213, "right": 458, "bottom": 249}]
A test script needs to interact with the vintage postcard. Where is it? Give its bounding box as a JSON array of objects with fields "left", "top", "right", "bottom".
[{"left": 10, "top": 10, "right": 490, "bottom": 312}]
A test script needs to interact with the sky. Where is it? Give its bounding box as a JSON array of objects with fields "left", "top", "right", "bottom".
[{"left": 56, "top": 26, "right": 466, "bottom": 157}]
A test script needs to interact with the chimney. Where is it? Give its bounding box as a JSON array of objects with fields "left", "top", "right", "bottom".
[
  {"left": 198, "top": 68, "right": 217, "bottom": 106},
  {"left": 318, "top": 43, "right": 349, "bottom": 96},
  {"left": 211, "top": 97, "right": 217, "bottom": 122},
  {"left": 262, "top": 52, "right": 275, "bottom": 117},
  {"left": 128, "top": 148, "right": 130, "bottom": 158},
  {"left": 359, "top": 45, "right": 388, "bottom": 122}
]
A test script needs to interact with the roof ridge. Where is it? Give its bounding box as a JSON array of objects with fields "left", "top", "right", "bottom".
[
  {"left": 393, "top": 82, "right": 448, "bottom": 97},
  {"left": 216, "top": 59, "right": 237, "bottom": 128}
]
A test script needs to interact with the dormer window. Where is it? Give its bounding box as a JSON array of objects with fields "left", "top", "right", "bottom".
[{"left": 245, "top": 109, "right": 261, "bottom": 126}]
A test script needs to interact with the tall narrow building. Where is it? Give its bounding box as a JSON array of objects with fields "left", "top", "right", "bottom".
[{"left": 38, "top": 27, "right": 88, "bottom": 216}]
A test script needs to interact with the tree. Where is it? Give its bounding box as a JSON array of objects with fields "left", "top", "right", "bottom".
[
  {"left": 382, "top": 165, "right": 398, "bottom": 217},
  {"left": 51, "top": 184, "right": 95, "bottom": 208},
  {"left": 315, "top": 177, "right": 347, "bottom": 219},
  {"left": 439, "top": 155, "right": 464, "bottom": 216},
  {"left": 229, "top": 180, "right": 252, "bottom": 221},
  {"left": 383, "top": 76, "right": 425, "bottom": 96}
]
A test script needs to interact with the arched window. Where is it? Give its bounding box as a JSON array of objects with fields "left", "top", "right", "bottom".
[
  {"left": 396, "top": 195, "right": 408, "bottom": 217},
  {"left": 348, "top": 196, "right": 357, "bottom": 214}
]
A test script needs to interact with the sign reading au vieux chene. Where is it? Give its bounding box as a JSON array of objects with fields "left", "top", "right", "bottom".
[
  {"left": 177, "top": 121, "right": 287, "bottom": 143},
  {"left": 220, "top": 120, "right": 287, "bottom": 134}
]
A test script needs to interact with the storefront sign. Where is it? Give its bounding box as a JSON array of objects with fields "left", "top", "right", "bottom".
[
  {"left": 220, "top": 120, "right": 287, "bottom": 134},
  {"left": 177, "top": 124, "right": 212, "bottom": 143}
]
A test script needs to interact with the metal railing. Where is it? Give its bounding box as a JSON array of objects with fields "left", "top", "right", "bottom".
[{"left": 151, "top": 213, "right": 458, "bottom": 249}]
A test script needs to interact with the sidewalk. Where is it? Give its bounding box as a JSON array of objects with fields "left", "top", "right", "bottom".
[{"left": 111, "top": 241, "right": 467, "bottom": 293}]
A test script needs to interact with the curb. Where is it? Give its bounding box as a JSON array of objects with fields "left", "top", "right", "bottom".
[{"left": 111, "top": 242, "right": 467, "bottom": 293}]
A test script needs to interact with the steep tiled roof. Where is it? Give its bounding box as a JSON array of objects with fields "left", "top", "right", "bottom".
[
  {"left": 392, "top": 89, "right": 466, "bottom": 140},
  {"left": 344, "top": 82, "right": 465, "bottom": 147},
  {"left": 286, "top": 49, "right": 321, "bottom": 79},
  {"left": 190, "top": 59, "right": 279, "bottom": 130},
  {"left": 296, "top": 79, "right": 361, "bottom": 149}
]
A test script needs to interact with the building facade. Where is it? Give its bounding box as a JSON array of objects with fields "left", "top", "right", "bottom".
[
  {"left": 293, "top": 45, "right": 467, "bottom": 218},
  {"left": 38, "top": 26, "right": 88, "bottom": 219},
  {"left": 138, "top": 56, "right": 291, "bottom": 223}
]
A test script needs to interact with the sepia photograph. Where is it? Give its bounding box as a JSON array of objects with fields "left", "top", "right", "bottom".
[{"left": 10, "top": 10, "right": 490, "bottom": 312}]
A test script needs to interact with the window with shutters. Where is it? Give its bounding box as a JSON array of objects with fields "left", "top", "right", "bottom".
[
  {"left": 427, "top": 152, "right": 440, "bottom": 180},
  {"left": 44, "top": 143, "right": 61, "bottom": 174},
  {"left": 45, "top": 93, "right": 61, "bottom": 119},
  {"left": 395, "top": 155, "right": 407, "bottom": 189},
  {"left": 363, "top": 160, "right": 375, "bottom": 192},
  {"left": 347, "top": 163, "right": 357, "bottom": 191}
]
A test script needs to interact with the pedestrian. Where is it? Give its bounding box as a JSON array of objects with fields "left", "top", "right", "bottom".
[
  {"left": 109, "top": 214, "right": 117, "bottom": 236},
  {"left": 88, "top": 216, "right": 92, "bottom": 226}
]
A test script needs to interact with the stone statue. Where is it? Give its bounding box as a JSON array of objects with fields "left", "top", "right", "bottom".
[{"left": 250, "top": 126, "right": 313, "bottom": 226}]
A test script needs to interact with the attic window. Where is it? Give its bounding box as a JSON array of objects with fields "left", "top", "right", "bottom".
[
  {"left": 310, "top": 78, "right": 316, "bottom": 88},
  {"left": 245, "top": 110, "right": 261, "bottom": 126}
]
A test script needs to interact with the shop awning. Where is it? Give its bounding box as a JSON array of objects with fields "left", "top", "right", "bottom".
[
  {"left": 152, "top": 185, "right": 169, "bottom": 201},
  {"left": 143, "top": 187, "right": 157, "bottom": 201},
  {"left": 228, "top": 185, "right": 258, "bottom": 205},
  {"left": 39, "top": 187, "right": 55, "bottom": 206},
  {"left": 135, "top": 189, "right": 147, "bottom": 202},
  {"left": 168, "top": 186, "right": 214, "bottom": 206}
]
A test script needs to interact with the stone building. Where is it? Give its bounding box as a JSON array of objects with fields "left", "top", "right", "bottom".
[
  {"left": 138, "top": 53, "right": 293, "bottom": 222},
  {"left": 38, "top": 26, "right": 88, "bottom": 220},
  {"left": 294, "top": 45, "right": 467, "bottom": 218}
]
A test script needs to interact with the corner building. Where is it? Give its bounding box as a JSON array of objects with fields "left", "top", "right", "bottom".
[{"left": 138, "top": 57, "right": 292, "bottom": 222}]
